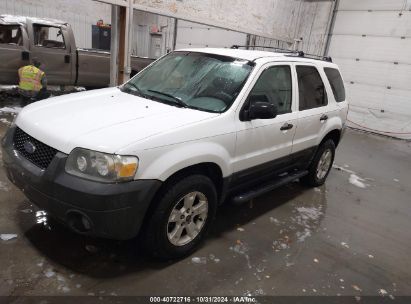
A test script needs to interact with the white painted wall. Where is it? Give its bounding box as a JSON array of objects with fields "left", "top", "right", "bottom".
[
  {"left": 0, "top": 0, "right": 111, "bottom": 48},
  {"left": 174, "top": 20, "right": 247, "bottom": 50},
  {"left": 133, "top": 0, "right": 334, "bottom": 56},
  {"left": 327, "top": 0, "right": 411, "bottom": 139}
]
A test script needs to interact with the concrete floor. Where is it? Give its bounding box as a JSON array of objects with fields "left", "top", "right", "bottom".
[{"left": 0, "top": 112, "right": 410, "bottom": 298}]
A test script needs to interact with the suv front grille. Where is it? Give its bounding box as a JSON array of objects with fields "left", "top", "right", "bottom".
[{"left": 13, "top": 127, "right": 58, "bottom": 169}]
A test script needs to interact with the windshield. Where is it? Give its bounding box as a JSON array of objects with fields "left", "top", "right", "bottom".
[{"left": 121, "top": 51, "right": 254, "bottom": 113}]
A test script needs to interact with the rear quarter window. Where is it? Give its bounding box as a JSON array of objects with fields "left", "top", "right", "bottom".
[{"left": 324, "top": 68, "right": 346, "bottom": 102}]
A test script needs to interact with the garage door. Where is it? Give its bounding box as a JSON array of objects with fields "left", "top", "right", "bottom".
[{"left": 327, "top": 0, "right": 411, "bottom": 139}]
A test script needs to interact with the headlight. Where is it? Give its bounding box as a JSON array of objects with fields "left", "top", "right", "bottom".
[{"left": 65, "top": 148, "right": 138, "bottom": 182}]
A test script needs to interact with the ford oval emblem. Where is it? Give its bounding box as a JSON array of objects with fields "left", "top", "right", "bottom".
[{"left": 23, "top": 141, "right": 36, "bottom": 154}]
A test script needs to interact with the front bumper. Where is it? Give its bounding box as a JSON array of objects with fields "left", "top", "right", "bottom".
[{"left": 1, "top": 126, "right": 162, "bottom": 240}]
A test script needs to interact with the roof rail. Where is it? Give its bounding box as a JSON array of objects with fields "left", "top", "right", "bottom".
[{"left": 230, "top": 45, "right": 332, "bottom": 62}]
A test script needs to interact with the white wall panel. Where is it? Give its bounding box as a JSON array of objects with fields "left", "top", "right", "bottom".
[
  {"left": 329, "top": 35, "right": 411, "bottom": 64},
  {"left": 328, "top": 0, "right": 411, "bottom": 138},
  {"left": 175, "top": 21, "right": 247, "bottom": 49},
  {"left": 346, "top": 83, "right": 411, "bottom": 139},
  {"left": 333, "top": 11, "right": 411, "bottom": 37},
  {"left": 338, "top": 0, "right": 408, "bottom": 11},
  {"left": 335, "top": 58, "right": 411, "bottom": 91}
]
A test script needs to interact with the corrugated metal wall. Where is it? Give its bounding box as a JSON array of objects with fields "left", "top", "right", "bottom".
[
  {"left": 328, "top": 0, "right": 411, "bottom": 139},
  {"left": 0, "top": 0, "right": 111, "bottom": 48}
]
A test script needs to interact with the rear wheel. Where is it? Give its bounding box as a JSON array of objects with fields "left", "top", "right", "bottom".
[
  {"left": 301, "top": 139, "right": 335, "bottom": 187},
  {"left": 142, "top": 175, "right": 217, "bottom": 259}
]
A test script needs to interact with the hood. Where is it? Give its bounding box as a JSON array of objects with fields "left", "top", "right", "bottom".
[{"left": 16, "top": 88, "right": 219, "bottom": 154}]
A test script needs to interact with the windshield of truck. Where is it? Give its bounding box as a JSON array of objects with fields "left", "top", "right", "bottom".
[{"left": 122, "top": 51, "right": 254, "bottom": 113}]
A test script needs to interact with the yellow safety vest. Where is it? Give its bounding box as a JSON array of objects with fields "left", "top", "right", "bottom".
[{"left": 18, "top": 65, "right": 44, "bottom": 92}]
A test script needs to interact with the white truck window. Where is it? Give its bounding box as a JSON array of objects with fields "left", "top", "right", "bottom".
[{"left": 33, "top": 24, "right": 65, "bottom": 49}]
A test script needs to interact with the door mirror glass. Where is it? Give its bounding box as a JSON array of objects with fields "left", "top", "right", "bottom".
[{"left": 248, "top": 101, "right": 278, "bottom": 120}]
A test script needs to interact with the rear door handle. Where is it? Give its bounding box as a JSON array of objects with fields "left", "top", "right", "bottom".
[
  {"left": 280, "top": 123, "right": 293, "bottom": 131},
  {"left": 320, "top": 114, "right": 328, "bottom": 121}
]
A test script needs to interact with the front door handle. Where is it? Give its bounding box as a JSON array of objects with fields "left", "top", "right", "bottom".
[
  {"left": 280, "top": 123, "right": 294, "bottom": 131},
  {"left": 64, "top": 54, "right": 71, "bottom": 63},
  {"left": 320, "top": 114, "right": 328, "bottom": 121},
  {"left": 22, "top": 51, "right": 30, "bottom": 61}
]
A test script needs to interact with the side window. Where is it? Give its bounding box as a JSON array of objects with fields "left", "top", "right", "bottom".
[
  {"left": 296, "top": 65, "right": 327, "bottom": 111},
  {"left": 248, "top": 65, "right": 292, "bottom": 115},
  {"left": 0, "top": 25, "right": 22, "bottom": 45},
  {"left": 33, "top": 25, "right": 65, "bottom": 49},
  {"left": 324, "top": 67, "right": 346, "bottom": 102}
]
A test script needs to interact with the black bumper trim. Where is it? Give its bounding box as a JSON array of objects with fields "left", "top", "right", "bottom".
[{"left": 2, "top": 126, "right": 162, "bottom": 240}]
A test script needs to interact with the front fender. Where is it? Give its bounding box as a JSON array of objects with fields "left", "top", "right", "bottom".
[{"left": 136, "top": 141, "right": 233, "bottom": 181}]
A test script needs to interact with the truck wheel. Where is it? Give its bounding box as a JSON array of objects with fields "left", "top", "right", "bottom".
[
  {"left": 301, "top": 139, "right": 335, "bottom": 187},
  {"left": 143, "top": 175, "right": 217, "bottom": 260}
]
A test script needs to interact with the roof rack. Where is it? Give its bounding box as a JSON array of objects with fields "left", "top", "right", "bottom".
[{"left": 230, "top": 45, "right": 332, "bottom": 62}]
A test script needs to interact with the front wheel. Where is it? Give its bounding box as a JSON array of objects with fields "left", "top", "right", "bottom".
[
  {"left": 301, "top": 139, "right": 335, "bottom": 187},
  {"left": 142, "top": 175, "right": 217, "bottom": 260}
]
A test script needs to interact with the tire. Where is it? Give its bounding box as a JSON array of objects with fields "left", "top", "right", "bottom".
[
  {"left": 301, "top": 139, "right": 335, "bottom": 187},
  {"left": 142, "top": 174, "right": 217, "bottom": 260}
]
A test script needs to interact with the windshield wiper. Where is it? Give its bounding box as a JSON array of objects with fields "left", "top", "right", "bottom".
[
  {"left": 147, "top": 89, "right": 187, "bottom": 108},
  {"left": 122, "top": 82, "right": 147, "bottom": 97}
]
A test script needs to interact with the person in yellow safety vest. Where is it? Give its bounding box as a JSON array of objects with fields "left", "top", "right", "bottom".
[{"left": 18, "top": 59, "right": 50, "bottom": 101}]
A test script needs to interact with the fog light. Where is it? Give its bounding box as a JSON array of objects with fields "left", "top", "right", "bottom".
[{"left": 81, "top": 215, "right": 91, "bottom": 231}]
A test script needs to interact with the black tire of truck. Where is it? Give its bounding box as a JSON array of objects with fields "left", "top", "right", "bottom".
[
  {"left": 142, "top": 174, "right": 217, "bottom": 260},
  {"left": 300, "top": 139, "right": 336, "bottom": 187}
]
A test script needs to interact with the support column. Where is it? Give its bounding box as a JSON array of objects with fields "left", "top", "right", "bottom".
[
  {"left": 117, "top": 5, "right": 127, "bottom": 84},
  {"left": 122, "top": 0, "right": 133, "bottom": 83},
  {"left": 109, "top": 4, "right": 119, "bottom": 87},
  {"left": 172, "top": 18, "right": 178, "bottom": 50}
]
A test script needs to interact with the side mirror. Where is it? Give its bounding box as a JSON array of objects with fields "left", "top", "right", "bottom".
[{"left": 247, "top": 101, "right": 277, "bottom": 120}]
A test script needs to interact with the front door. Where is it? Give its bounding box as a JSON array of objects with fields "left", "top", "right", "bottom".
[
  {"left": 28, "top": 22, "right": 72, "bottom": 85},
  {"left": 233, "top": 63, "right": 298, "bottom": 184},
  {"left": 0, "top": 24, "right": 29, "bottom": 84}
]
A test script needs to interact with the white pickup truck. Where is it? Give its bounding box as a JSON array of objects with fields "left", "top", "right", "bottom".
[{"left": 2, "top": 48, "right": 348, "bottom": 259}]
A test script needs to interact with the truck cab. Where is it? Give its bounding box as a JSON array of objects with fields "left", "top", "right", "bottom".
[{"left": 0, "top": 15, "right": 154, "bottom": 88}]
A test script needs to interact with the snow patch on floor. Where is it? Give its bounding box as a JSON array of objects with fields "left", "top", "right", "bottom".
[
  {"left": 296, "top": 228, "right": 311, "bottom": 242},
  {"left": 349, "top": 174, "right": 368, "bottom": 188},
  {"left": 0, "top": 106, "right": 22, "bottom": 114},
  {"left": 191, "top": 257, "right": 207, "bottom": 264},
  {"left": 230, "top": 241, "right": 252, "bottom": 269},
  {"left": 0, "top": 118, "right": 11, "bottom": 125},
  {"left": 0, "top": 234, "right": 17, "bottom": 241},
  {"left": 333, "top": 165, "right": 356, "bottom": 174},
  {"left": 0, "top": 181, "right": 11, "bottom": 192},
  {"left": 44, "top": 269, "right": 56, "bottom": 278}
]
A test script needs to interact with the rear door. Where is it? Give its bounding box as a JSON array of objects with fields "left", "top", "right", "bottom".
[
  {"left": 292, "top": 64, "right": 332, "bottom": 160},
  {"left": 0, "top": 24, "right": 29, "bottom": 84},
  {"left": 28, "top": 22, "right": 72, "bottom": 85},
  {"left": 233, "top": 63, "right": 298, "bottom": 184}
]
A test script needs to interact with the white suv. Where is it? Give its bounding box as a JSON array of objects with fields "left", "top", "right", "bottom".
[{"left": 2, "top": 48, "right": 348, "bottom": 259}]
